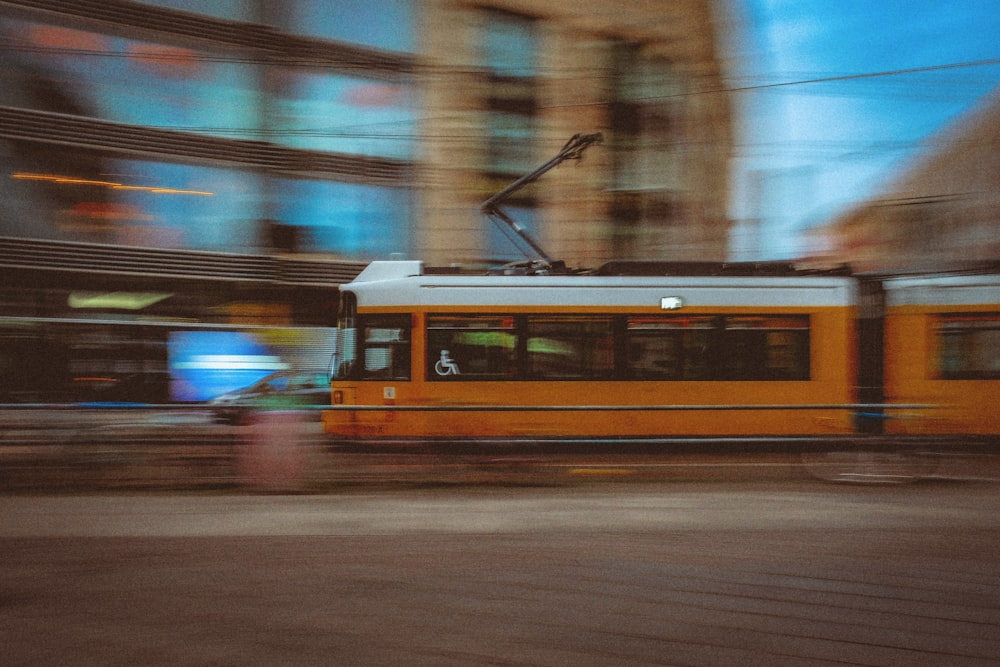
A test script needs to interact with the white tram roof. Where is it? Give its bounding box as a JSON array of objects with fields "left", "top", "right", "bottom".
[
  {"left": 884, "top": 273, "right": 1000, "bottom": 307},
  {"left": 346, "top": 261, "right": 857, "bottom": 309}
]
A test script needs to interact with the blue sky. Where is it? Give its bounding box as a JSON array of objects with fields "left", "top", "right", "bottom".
[{"left": 728, "top": 0, "right": 1000, "bottom": 259}]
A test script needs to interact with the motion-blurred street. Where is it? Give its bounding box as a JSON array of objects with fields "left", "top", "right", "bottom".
[
  {"left": 5, "top": 407, "right": 1000, "bottom": 493},
  {"left": 3, "top": 482, "right": 1000, "bottom": 666}
]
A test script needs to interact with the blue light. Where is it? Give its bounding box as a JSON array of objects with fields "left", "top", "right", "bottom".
[{"left": 168, "top": 331, "right": 286, "bottom": 402}]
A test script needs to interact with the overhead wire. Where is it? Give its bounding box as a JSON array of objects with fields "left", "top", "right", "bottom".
[{"left": 2, "top": 36, "right": 998, "bottom": 159}]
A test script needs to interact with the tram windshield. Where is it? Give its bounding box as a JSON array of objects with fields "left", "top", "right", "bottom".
[{"left": 330, "top": 292, "right": 357, "bottom": 380}]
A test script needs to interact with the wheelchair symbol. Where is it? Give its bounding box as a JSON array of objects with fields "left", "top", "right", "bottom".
[{"left": 434, "top": 350, "right": 460, "bottom": 376}]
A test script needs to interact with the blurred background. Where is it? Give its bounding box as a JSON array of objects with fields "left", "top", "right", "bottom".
[{"left": 0, "top": 0, "right": 997, "bottom": 406}]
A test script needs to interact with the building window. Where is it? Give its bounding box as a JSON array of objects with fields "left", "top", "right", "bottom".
[
  {"left": 271, "top": 178, "right": 411, "bottom": 258},
  {"left": 0, "top": 18, "right": 263, "bottom": 140},
  {"left": 481, "top": 10, "right": 539, "bottom": 259},
  {"left": 265, "top": 0, "right": 414, "bottom": 52},
  {"left": 486, "top": 111, "right": 535, "bottom": 176},
  {"left": 269, "top": 67, "right": 416, "bottom": 159},
  {"left": 483, "top": 10, "right": 537, "bottom": 173},
  {"left": 483, "top": 11, "right": 536, "bottom": 78},
  {"left": 610, "top": 43, "right": 684, "bottom": 257},
  {"left": 2, "top": 141, "right": 265, "bottom": 251},
  {"left": 937, "top": 314, "right": 1000, "bottom": 379}
]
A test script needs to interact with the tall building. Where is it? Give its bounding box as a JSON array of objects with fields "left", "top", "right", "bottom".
[
  {"left": 418, "top": 1, "right": 734, "bottom": 266},
  {"left": 0, "top": 1, "right": 734, "bottom": 402},
  {"left": 1, "top": 0, "right": 733, "bottom": 272}
]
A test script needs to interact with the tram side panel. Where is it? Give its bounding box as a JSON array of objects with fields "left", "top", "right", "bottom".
[
  {"left": 413, "top": 306, "right": 857, "bottom": 438},
  {"left": 883, "top": 274, "right": 1000, "bottom": 436},
  {"left": 329, "top": 307, "right": 857, "bottom": 440},
  {"left": 325, "top": 271, "right": 859, "bottom": 441}
]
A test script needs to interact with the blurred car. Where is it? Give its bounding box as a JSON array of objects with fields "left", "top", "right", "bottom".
[{"left": 209, "top": 370, "right": 330, "bottom": 424}]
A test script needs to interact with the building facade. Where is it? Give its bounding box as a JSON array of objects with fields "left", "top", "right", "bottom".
[
  {"left": 1, "top": 0, "right": 733, "bottom": 272},
  {"left": 418, "top": 1, "right": 734, "bottom": 266},
  {"left": 820, "top": 87, "right": 1000, "bottom": 272},
  {"left": 0, "top": 0, "right": 734, "bottom": 402}
]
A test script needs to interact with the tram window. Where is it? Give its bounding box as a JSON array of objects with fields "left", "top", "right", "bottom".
[
  {"left": 427, "top": 316, "right": 517, "bottom": 380},
  {"left": 526, "top": 316, "right": 614, "bottom": 379},
  {"left": 722, "top": 316, "right": 810, "bottom": 381},
  {"left": 627, "top": 316, "right": 713, "bottom": 380},
  {"left": 332, "top": 292, "right": 357, "bottom": 380},
  {"left": 361, "top": 315, "right": 411, "bottom": 380},
  {"left": 936, "top": 315, "right": 1000, "bottom": 379}
]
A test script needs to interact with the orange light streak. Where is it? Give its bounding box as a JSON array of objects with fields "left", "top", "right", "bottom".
[{"left": 12, "top": 172, "right": 214, "bottom": 196}]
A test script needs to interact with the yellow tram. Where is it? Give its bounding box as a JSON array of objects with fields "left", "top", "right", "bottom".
[
  {"left": 322, "top": 260, "right": 860, "bottom": 442},
  {"left": 883, "top": 272, "right": 1000, "bottom": 436},
  {"left": 321, "top": 134, "right": 998, "bottom": 447}
]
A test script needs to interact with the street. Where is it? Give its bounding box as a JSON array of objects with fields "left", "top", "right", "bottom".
[{"left": 2, "top": 481, "right": 1000, "bottom": 665}]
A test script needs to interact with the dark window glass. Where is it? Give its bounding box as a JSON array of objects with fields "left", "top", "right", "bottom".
[
  {"left": 722, "top": 316, "right": 810, "bottom": 381},
  {"left": 427, "top": 316, "right": 517, "bottom": 381},
  {"left": 627, "top": 316, "right": 713, "bottom": 380},
  {"left": 419, "top": 313, "right": 811, "bottom": 383},
  {"left": 937, "top": 314, "right": 1000, "bottom": 380},
  {"left": 526, "top": 316, "right": 614, "bottom": 379},
  {"left": 627, "top": 315, "right": 810, "bottom": 381},
  {"left": 361, "top": 314, "right": 410, "bottom": 380}
]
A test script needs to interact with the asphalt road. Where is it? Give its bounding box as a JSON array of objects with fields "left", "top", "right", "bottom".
[{"left": 2, "top": 481, "right": 1000, "bottom": 666}]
